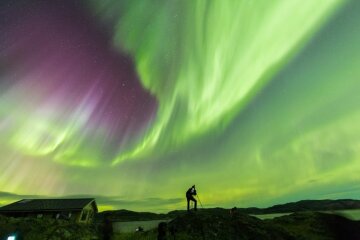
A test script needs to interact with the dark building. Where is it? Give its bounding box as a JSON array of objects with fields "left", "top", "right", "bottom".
[{"left": 0, "top": 198, "right": 97, "bottom": 224}]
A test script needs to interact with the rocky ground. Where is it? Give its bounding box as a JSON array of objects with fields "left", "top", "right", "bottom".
[
  {"left": 1, "top": 210, "right": 360, "bottom": 240},
  {"left": 156, "top": 210, "right": 360, "bottom": 240},
  {"left": 0, "top": 215, "right": 99, "bottom": 240}
]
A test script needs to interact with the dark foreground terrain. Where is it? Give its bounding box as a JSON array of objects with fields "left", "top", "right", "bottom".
[
  {"left": 1, "top": 210, "right": 360, "bottom": 240},
  {"left": 1, "top": 200, "right": 360, "bottom": 239},
  {"left": 0, "top": 214, "right": 99, "bottom": 240},
  {"left": 160, "top": 210, "right": 360, "bottom": 240}
]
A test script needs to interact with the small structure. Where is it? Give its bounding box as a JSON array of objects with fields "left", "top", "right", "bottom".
[{"left": 0, "top": 198, "right": 97, "bottom": 224}]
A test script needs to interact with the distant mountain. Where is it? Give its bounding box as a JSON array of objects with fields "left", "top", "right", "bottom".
[
  {"left": 248, "top": 199, "right": 360, "bottom": 214},
  {"left": 96, "top": 209, "right": 169, "bottom": 222}
]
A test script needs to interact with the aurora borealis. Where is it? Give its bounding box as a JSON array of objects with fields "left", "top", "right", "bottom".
[{"left": 1, "top": 0, "right": 360, "bottom": 212}]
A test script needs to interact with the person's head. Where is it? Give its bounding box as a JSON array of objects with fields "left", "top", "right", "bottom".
[{"left": 192, "top": 185, "right": 195, "bottom": 188}]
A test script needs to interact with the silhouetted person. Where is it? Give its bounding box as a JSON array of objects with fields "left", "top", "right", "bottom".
[
  {"left": 230, "top": 207, "right": 238, "bottom": 218},
  {"left": 169, "top": 225, "right": 177, "bottom": 240},
  {"left": 158, "top": 222, "right": 168, "bottom": 240},
  {"left": 186, "top": 185, "right": 197, "bottom": 211},
  {"left": 102, "top": 214, "right": 113, "bottom": 240}
]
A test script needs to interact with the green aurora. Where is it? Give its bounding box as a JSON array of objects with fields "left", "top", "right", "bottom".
[
  {"left": 90, "top": 0, "right": 344, "bottom": 163},
  {"left": 1, "top": 0, "right": 360, "bottom": 212}
]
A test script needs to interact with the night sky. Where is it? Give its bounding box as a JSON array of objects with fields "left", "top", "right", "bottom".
[{"left": 1, "top": 0, "right": 360, "bottom": 212}]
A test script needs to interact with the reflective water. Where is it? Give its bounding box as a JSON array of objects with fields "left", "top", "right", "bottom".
[{"left": 253, "top": 209, "right": 360, "bottom": 220}]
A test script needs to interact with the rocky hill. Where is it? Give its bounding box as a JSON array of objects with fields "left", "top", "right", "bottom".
[{"left": 161, "top": 210, "right": 360, "bottom": 240}]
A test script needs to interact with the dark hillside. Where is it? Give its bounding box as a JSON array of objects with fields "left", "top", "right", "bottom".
[
  {"left": 166, "top": 210, "right": 293, "bottom": 240},
  {"left": 262, "top": 199, "right": 360, "bottom": 214},
  {"left": 96, "top": 209, "right": 168, "bottom": 222},
  {"left": 270, "top": 212, "right": 360, "bottom": 240},
  {"left": 163, "top": 211, "right": 360, "bottom": 240}
]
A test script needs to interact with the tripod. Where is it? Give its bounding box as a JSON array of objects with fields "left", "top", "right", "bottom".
[{"left": 196, "top": 195, "right": 204, "bottom": 208}]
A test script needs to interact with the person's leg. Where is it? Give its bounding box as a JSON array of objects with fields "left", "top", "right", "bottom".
[
  {"left": 187, "top": 198, "right": 190, "bottom": 211},
  {"left": 190, "top": 196, "right": 197, "bottom": 211}
]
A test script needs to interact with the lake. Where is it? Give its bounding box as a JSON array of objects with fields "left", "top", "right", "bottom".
[{"left": 253, "top": 209, "right": 360, "bottom": 220}]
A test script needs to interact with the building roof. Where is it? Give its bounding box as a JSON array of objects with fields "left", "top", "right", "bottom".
[{"left": 0, "top": 198, "right": 97, "bottom": 213}]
